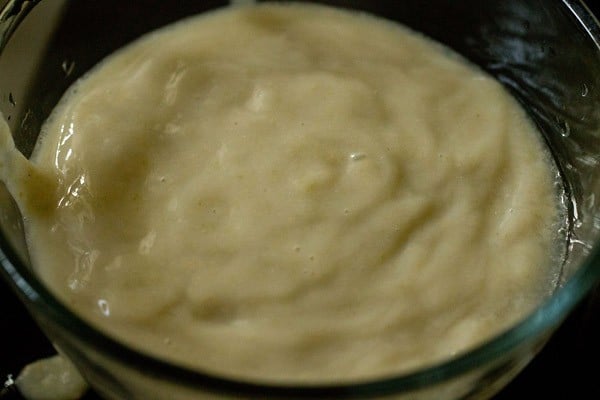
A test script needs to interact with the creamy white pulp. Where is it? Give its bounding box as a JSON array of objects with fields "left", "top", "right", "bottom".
[{"left": 6, "top": 3, "right": 561, "bottom": 383}]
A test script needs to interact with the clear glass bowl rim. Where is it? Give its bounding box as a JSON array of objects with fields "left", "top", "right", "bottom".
[{"left": 0, "top": 0, "right": 600, "bottom": 397}]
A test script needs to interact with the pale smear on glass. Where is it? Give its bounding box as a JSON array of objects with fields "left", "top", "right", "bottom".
[{"left": 17, "top": 3, "right": 561, "bottom": 382}]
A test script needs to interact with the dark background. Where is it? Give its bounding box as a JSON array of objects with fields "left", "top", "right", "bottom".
[{"left": 1, "top": 1, "right": 600, "bottom": 399}]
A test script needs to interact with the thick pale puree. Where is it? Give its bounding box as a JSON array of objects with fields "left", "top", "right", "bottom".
[{"left": 19, "top": 3, "right": 560, "bottom": 382}]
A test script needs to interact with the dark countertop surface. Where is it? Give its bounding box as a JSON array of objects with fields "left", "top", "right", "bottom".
[{"left": 2, "top": 1, "right": 600, "bottom": 399}]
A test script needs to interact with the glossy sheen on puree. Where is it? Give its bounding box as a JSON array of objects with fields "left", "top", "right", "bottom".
[{"left": 23, "top": 3, "right": 560, "bottom": 382}]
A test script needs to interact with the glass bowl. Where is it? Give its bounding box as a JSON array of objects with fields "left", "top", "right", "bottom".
[{"left": 1, "top": 0, "right": 600, "bottom": 399}]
